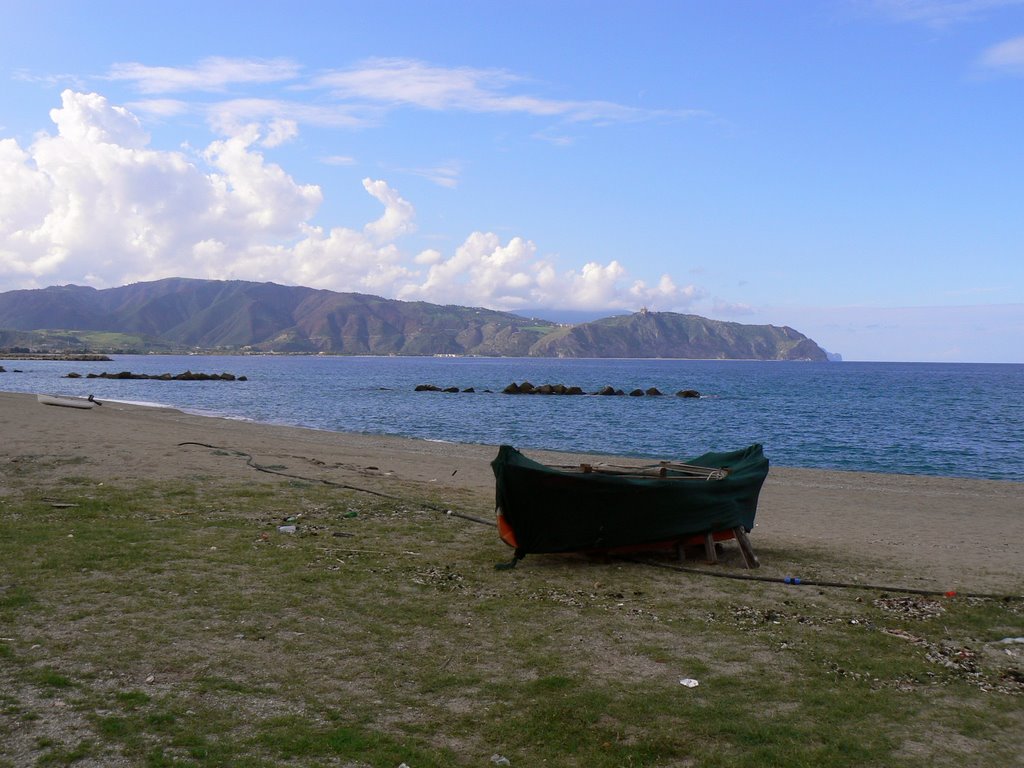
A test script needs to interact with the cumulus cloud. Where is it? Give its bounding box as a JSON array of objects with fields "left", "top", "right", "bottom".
[
  {"left": 1, "top": 90, "right": 322, "bottom": 287},
  {"left": 361, "top": 178, "right": 416, "bottom": 243},
  {"left": 395, "top": 234, "right": 694, "bottom": 312},
  {"left": 0, "top": 90, "right": 696, "bottom": 314}
]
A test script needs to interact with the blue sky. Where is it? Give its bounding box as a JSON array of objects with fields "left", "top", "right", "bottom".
[{"left": 1, "top": 1, "right": 1022, "bottom": 362}]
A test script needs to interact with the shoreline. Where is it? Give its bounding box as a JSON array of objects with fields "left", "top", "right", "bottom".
[
  {"left": 3, "top": 390, "right": 1022, "bottom": 593},
  {"left": 5, "top": 357, "right": 1022, "bottom": 484}
]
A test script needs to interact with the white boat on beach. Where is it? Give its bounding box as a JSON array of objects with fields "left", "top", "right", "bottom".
[{"left": 36, "top": 393, "right": 102, "bottom": 409}]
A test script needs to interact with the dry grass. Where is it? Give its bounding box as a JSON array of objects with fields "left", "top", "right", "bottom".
[{"left": 1, "top": 465, "right": 1021, "bottom": 767}]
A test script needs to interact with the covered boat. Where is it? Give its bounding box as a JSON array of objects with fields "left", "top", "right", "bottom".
[{"left": 491, "top": 443, "right": 769, "bottom": 567}]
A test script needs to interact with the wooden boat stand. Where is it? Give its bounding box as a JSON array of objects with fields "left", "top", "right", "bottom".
[{"left": 674, "top": 526, "right": 760, "bottom": 569}]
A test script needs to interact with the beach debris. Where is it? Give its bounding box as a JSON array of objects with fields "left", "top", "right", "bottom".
[
  {"left": 277, "top": 525, "right": 297, "bottom": 534},
  {"left": 491, "top": 755, "right": 512, "bottom": 766},
  {"left": 679, "top": 678, "right": 700, "bottom": 688},
  {"left": 145, "top": 674, "right": 155, "bottom": 684},
  {"left": 873, "top": 596, "right": 945, "bottom": 620},
  {"left": 998, "top": 637, "right": 1024, "bottom": 644}
]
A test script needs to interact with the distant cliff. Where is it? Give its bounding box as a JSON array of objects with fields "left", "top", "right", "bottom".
[
  {"left": 528, "top": 310, "right": 827, "bottom": 360},
  {"left": 0, "top": 278, "right": 828, "bottom": 360}
]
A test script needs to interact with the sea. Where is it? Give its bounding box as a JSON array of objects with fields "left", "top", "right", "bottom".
[{"left": 2, "top": 355, "right": 1022, "bottom": 483}]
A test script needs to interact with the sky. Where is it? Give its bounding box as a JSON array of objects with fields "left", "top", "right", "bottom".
[{"left": 1, "top": 1, "right": 1022, "bottom": 363}]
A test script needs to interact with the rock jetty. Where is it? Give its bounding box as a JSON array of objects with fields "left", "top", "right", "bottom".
[
  {"left": 64, "top": 370, "right": 247, "bottom": 381},
  {"left": 415, "top": 381, "right": 700, "bottom": 397}
]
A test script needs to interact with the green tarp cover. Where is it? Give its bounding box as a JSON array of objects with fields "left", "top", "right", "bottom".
[{"left": 492, "top": 443, "right": 769, "bottom": 557}]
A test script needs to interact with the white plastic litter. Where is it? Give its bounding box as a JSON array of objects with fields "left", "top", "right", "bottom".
[{"left": 679, "top": 678, "right": 699, "bottom": 688}]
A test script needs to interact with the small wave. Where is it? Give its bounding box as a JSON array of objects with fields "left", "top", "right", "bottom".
[{"left": 105, "top": 398, "right": 173, "bottom": 409}]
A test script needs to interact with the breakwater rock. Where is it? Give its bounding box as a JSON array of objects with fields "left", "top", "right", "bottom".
[
  {"left": 415, "top": 381, "right": 700, "bottom": 397},
  {"left": 64, "top": 370, "right": 247, "bottom": 381},
  {"left": 504, "top": 381, "right": 585, "bottom": 395},
  {"left": 0, "top": 353, "right": 113, "bottom": 361}
]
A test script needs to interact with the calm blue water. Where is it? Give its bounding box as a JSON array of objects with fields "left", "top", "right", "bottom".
[{"left": 2, "top": 356, "right": 1022, "bottom": 482}]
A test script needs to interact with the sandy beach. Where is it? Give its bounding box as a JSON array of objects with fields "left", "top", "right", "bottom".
[{"left": 3, "top": 390, "right": 1022, "bottom": 594}]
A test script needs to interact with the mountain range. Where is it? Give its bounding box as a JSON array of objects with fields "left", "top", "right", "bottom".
[{"left": 0, "top": 278, "right": 828, "bottom": 360}]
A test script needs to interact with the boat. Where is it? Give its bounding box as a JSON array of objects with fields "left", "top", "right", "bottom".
[
  {"left": 36, "top": 393, "right": 102, "bottom": 409},
  {"left": 491, "top": 443, "right": 769, "bottom": 568}
]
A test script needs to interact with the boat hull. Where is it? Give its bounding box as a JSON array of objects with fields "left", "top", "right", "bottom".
[
  {"left": 492, "top": 444, "right": 769, "bottom": 559},
  {"left": 37, "top": 393, "right": 96, "bottom": 409}
]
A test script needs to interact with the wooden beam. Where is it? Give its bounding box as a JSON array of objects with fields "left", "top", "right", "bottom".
[
  {"left": 732, "top": 526, "right": 760, "bottom": 569},
  {"left": 704, "top": 532, "right": 718, "bottom": 564}
]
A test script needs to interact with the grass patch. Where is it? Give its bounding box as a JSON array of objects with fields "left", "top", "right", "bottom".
[{"left": 0, "top": 479, "right": 1020, "bottom": 767}]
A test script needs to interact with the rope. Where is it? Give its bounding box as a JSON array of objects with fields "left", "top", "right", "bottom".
[
  {"left": 619, "top": 556, "right": 1022, "bottom": 601},
  {"left": 178, "top": 441, "right": 1021, "bottom": 602},
  {"left": 176, "top": 441, "right": 497, "bottom": 526}
]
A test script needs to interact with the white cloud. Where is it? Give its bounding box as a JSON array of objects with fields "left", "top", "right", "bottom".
[
  {"left": 978, "top": 34, "right": 1024, "bottom": 75},
  {"left": 204, "top": 98, "right": 370, "bottom": 136},
  {"left": 314, "top": 58, "right": 522, "bottom": 110},
  {"left": 262, "top": 119, "right": 299, "bottom": 148},
  {"left": 201, "top": 126, "right": 322, "bottom": 237},
  {"left": 312, "top": 58, "right": 701, "bottom": 125},
  {"left": 414, "top": 249, "right": 442, "bottom": 265},
  {"left": 50, "top": 90, "right": 149, "bottom": 148},
  {"left": 404, "top": 162, "right": 461, "bottom": 188},
  {"left": 361, "top": 178, "right": 416, "bottom": 243},
  {"left": 125, "top": 99, "right": 190, "bottom": 118},
  {"left": 867, "top": 0, "right": 1024, "bottom": 26},
  {"left": 108, "top": 56, "right": 302, "bottom": 94},
  {"left": 105, "top": 55, "right": 689, "bottom": 133},
  {"left": 0, "top": 90, "right": 697, "bottom": 315},
  {"left": 93, "top": 55, "right": 697, "bottom": 152},
  {"left": 395, "top": 233, "right": 696, "bottom": 312},
  {"left": 0, "top": 90, "right": 321, "bottom": 287}
]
